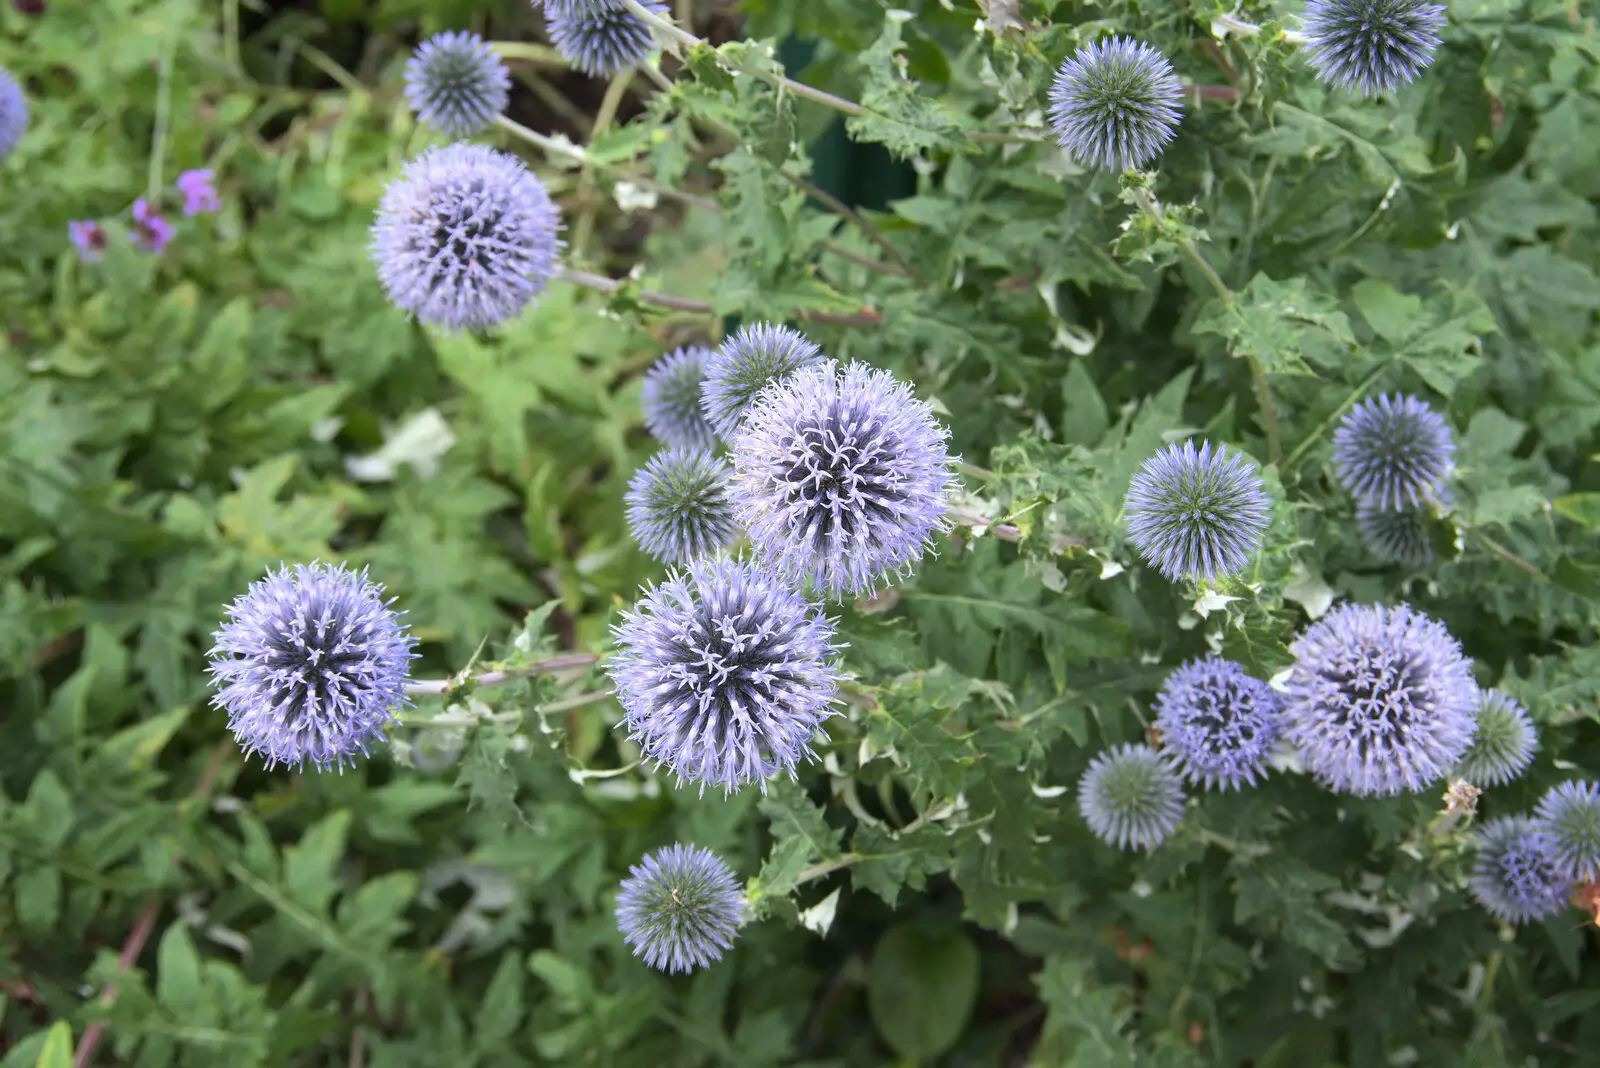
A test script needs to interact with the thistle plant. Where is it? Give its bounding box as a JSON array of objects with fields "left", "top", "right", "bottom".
[
  {"left": 615, "top": 843, "right": 745, "bottom": 974},
  {"left": 403, "top": 31, "right": 510, "bottom": 138},
  {"left": 641, "top": 346, "right": 716, "bottom": 450},
  {"left": 623, "top": 447, "right": 739, "bottom": 565},
  {"left": 1300, "top": 0, "right": 1447, "bottom": 96},
  {"left": 1331, "top": 394, "right": 1454, "bottom": 511},
  {"left": 1078, "top": 744, "right": 1187, "bottom": 851},
  {"left": 1468, "top": 817, "right": 1571, "bottom": 926},
  {"left": 1123, "top": 441, "right": 1270, "bottom": 583},
  {"left": 1153, "top": 657, "right": 1283, "bottom": 790},
  {"left": 701, "top": 322, "right": 824, "bottom": 442},
  {"left": 1455, "top": 690, "right": 1537, "bottom": 788},
  {"left": 1046, "top": 37, "right": 1183, "bottom": 172},
  {"left": 544, "top": 0, "right": 667, "bottom": 79}
]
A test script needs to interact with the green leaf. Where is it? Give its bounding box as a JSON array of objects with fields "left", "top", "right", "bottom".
[
  {"left": 1553, "top": 493, "right": 1600, "bottom": 529},
  {"left": 282, "top": 810, "right": 351, "bottom": 913},
  {"left": 750, "top": 780, "right": 842, "bottom": 911},
  {"left": 684, "top": 40, "right": 736, "bottom": 94},
  {"left": 1032, "top": 956, "right": 1138, "bottom": 1068},
  {"left": 13, "top": 866, "right": 60, "bottom": 936},
  {"left": 844, "top": 12, "right": 971, "bottom": 159},
  {"left": 474, "top": 950, "right": 527, "bottom": 1048},
  {"left": 191, "top": 298, "right": 253, "bottom": 412},
  {"left": 867, "top": 922, "right": 980, "bottom": 1062},
  {"left": 30, "top": 1022, "right": 74, "bottom": 1068},
  {"left": 455, "top": 729, "right": 524, "bottom": 827},
  {"left": 1193, "top": 274, "right": 1355, "bottom": 376},
  {"left": 1552, "top": 555, "right": 1600, "bottom": 603},
  {"left": 155, "top": 923, "right": 203, "bottom": 1015},
  {"left": 23, "top": 770, "right": 73, "bottom": 851}
]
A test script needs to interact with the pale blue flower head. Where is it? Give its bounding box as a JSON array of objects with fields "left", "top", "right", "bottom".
[
  {"left": 701, "top": 322, "right": 824, "bottom": 442},
  {"left": 207, "top": 562, "right": 418, "bottom": 771},
  {"left": 545, "top": 0, "right": 666, "bottom": 79},
  {"left": 1301, "top": 0, "right": 1446, "bottom": 96},
  {"left": 1455, "top": 689, "right": 1537, "bottom": 788},
  {"left": 1355, "top": 503, "right": 1435, "bottom": 567},
  {"left": 1533, "top": 780, "right": 1600, "bottom": 882},
  {"left": 370, "top": 144, "right": 564, "bottom": 331},
  {"left": 641, "top": 345, "right": 715, "bottom": 450},
  {"left": 0, "top": 66, "right": 28, "bottom": 162},
  {"left": 624, "top": 448, "right": 740, "bottom": 565},
  {"left": 1123, "top": 440, "right": 1270, "bottom": 583},
  {"left": 615, "top": 843, "right": 745, "bottom": 973},
  {"left": 1332, "top": 394, "right": 1454, "bottom": 511},
  {"left": 1047, "top": 37, "right": 1182, "bottom": 172},
  {"left": 1283, "top": 602, "right": 1477, "bottom": 796},
  {"left": 1468, "top": 816, "right": 1571, "bottom": 926},
  {"left": 404, "top": 31, "right": 510, "bottom": 138},
  {"left": 608, "top": 556, "right": 841, "bottom": 794},
  {"left": 1078, "top": 743, "right": 1186, "bottom": 851},
  {"left": 1154, "top": 657, "right": 1283, "bottom": 791},
  {"left": 730, "top": 360, "right": 955, "bottom": 600}
]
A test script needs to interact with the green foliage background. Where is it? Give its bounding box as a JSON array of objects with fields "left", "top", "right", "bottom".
[{"left": 2, "top": 0, "right": 1599, "bottom": 1065}]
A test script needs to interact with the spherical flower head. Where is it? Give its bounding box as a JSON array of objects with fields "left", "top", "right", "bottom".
[
  {"left": 1123, "top": 440, "right": 1270, "bottom": 583},
  {"left": 1283, "top": 602, "right": 1477, "bottom": 797},
  {"left": 0, "top": 66, "right": 28, "bottom": 163},
  {"left": 176, "top": 168, "right": 221, "bottom": 216},
  {"left": 730, "top": 360, "right": 955, "bottom": 600},
  {"left": 701, "top": 322, "right": 824, "bottom": 442},
  {"left": 404, "top": 30, "right": 510, "bottom": 138},
  {"left": 1533, "top": 780, "right": 1600, "bottom": 882},
  {"left": 546, "top": 0, "right": 666, "bottom": 79},
  {"left": 207, "top": 562, "right": 418, "bottom": 771},
  {"left": 608, "top": 556, "right": 841, "bottom": 793},
  {"left": 1301, "top": 0, "right": 1446, "bottom": 96},
  {"left": 69, "top": 220, "right": 106, "bottom": 263},
  {"left": 615, "top": 843, "right": 745, "bottom": 974},
  {"left": 625, "top": 448, "right": 740, "bottom": 565},
  {"left": 1355, "top": 503, "right": 1434, "bottom": 566},
  {"left": 1468, "top": 816, "right": 1570, "bottom": 925},
  {"left": 1154, "top": 657, "right": 1284, "bottom": 790},
  {"left": 1078, "top": 743, "right": 1186, "bottom": 851},
  {"left": 370, "top": 144, "right": 564, "bottom": 331},
  {"left": 1046, "top": 37, "right": 1183, "bottom": 172},
  {"left": 1332, "top": 394, "right": 1454, "bottom": 511},
  {"left": 1456, "top": 689, "right": 1536, "bottom": 788},
  {"left": 641, "top": 346, "right": 715, "bottom": 450}
]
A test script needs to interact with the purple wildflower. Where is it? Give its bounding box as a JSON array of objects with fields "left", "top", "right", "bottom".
[
  {"left": 403, "top": 31, "right": 510, "bottom": 138},
  {"left": 1283, "top": 602, "right": 1478, "bottom": 797},
  {"left": 701, "top": 322, "right": 824, "bottom": 443},
  {"left": 730, "top": 360, "right": 955, "bottom": 600},
  {"left": 545, "top": 0, "right": 667, "bottom": 79},
  {"left": 624, "top": 447, "right": 740, "bottom": 565},
  {"left": 1455, "top": 689, "right": 1536, "bottom": 788},
  {"left": 1078, "top": 743, "right": 1186, "bottom": 851},
  {"left": 1468, "top": 816, "right": 1571, "bottom": 925},
  {"left": 1533, "top": 781, "right": 1600, "bottom": 882},
  {"left": 370, "top": 144, "right": 564, "bottom": 331},
  {"left": 1123, "top": 440, "right": 1270, "bottom": 583},
  {"left": 68, "top": 220, "right": 107, "bottom": 263},
  {"left": 642, "top": 345, "right": 716, "bottom": 450},
  {"left": 207, "top": 562, "right": 418, "bottom": 771},
  {"left": 131, "top": 198, "right": 175, "bottom": 254},
  {"left": 176, "top": 169, "right": 221, "bottom": 216},
  {"left": 0, "top": 65, "right": 27, "bottom": 163},
  {"left": 1154, "top": 657, "right": 1283, "bottom": 790},
  {"left": 1046, "top": 37, "right": 1183, "bottom": 172},
  {"left": 1301, "top": 0, "right": 1446, "bottom": 96},
  {"left": 615, "top": 843, "right": 745, "bottom": 974},
  {"left": 608, "top": 556, "right": 841, "bottom": 794},
  {"left": 1332, "top": 394, "right": 1454, "bottom": 511}
]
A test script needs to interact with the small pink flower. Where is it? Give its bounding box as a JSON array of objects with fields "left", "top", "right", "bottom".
[
  {"left": 175, "top": 168, "right": 220, "bottom": 216},
  {"left": 68, "top": 219, "right": 106, "bottom": 262}
]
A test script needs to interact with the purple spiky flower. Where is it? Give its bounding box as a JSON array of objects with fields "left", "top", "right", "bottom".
[
  {"left": 1468, "top": 816, "right": 1571, "bottom": 926},
  {"left": 1046, "top": 37, "right": 1183, "bottom": 172},
  {"left": 608, "top": 556, "right": 841, "bottom": 794},
  {"left": 641, "top": 345, "right": 715, "bottom": 450},
  {"left": 1283, "top": 602, "right": 1477, "bottom": 797},
  {"left": 730, "top": 360, "right": 955, "bottom": 600},
  {"left": 1533, "top": 780, "right": 1600, "bottom": 882},
  {"left": 701, "top": 322, "right": 825, "bottom": 443},
  {"left": 1332, "top": 394, "right": 1454, "bottom": 511},
  {"left": 545, "top": 0, "right": 667, "bottom": 79},
  {"left": 624, "top": 447, "right": 740, "bottom": 565},
  {"left": 1078, "top": 743, "right": 1186, "bottom": 851},
  {"left": 1123, "top": 440, "right": 1270, "bottom": 583},
  {"left": 370, "top": 144, "right": 564, "bottom": 331},
  {"left": 1455, "top": 689, "right": 1536, "bottom": 788},
  {"left": 207, "top": 562, "right": 418, "bottom": 771},
  {"left": 404, "top": 30, "right": 510, "bottom": 138},
  {"left": 615, "top": 843, "right": 745, "bottom": 973},
  {"left": 1154, "top": 657, "right": 1283, "bottom": 790},
  {"left": 0, "top": 65, "right": 27, "bottom": 163},
  {"left": 1301, "top": 0, "right": 1446, "bottom": 96}
]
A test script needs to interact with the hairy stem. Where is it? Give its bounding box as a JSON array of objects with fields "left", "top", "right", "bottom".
[{"left": 404, "top": 652, "right": 601, "bottom": 697}]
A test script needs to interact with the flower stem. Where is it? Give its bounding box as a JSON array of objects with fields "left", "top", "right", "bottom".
[
  {"left": 558, "top": 266, "right": 883, "bottom": 326},
  {"left": 403, "top": 652, "right": 600, "bottom": 697},
  {"left": 796, "top": 854, "right": 859, "bottom": 884},
  {"left": 1457, "top": 519, "right": 1544, "bottom": 579},
  {"left": 490, "top": 40, "right": 565, "bottom": 65},
  {"left": 494, "top": 114, "right": 717, "bottom": 213}
]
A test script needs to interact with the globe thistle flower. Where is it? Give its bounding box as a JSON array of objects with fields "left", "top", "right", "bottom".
[
  {"left": 1331, "top": 394, "right": 1454, "bottom": 511},
  {"left": 625, "top": 448, "right": 740, "bottom": 565},
  {"left": 370, "top": 144, "right": 564, "bottom": 331},
  {"left": 1355, "top": 503, "right": 1434, "bottom": 567},
  {"left": 404, "top": 30, "right": 510, "bottom": 138},
  {"left": 730, "top": 361, "right": 955, "bottom": 600},
  {"left": 701, "top": 322, "right": 824, "bottom": 443},
  {"left": 1078, "top": 743, "right": 1186, "bottom": 851},
  {"left": 1154, "top": 657, "right": 1284, "bottom": 791},
  {"left": 69, "top": 220, "right": 106, "bottom": 263},
  {"left": 1456, "top": 690, "right": 1536, "bottom": 788},
  {"left": 1046, "top": 37, "right": 1183, "bottom": 172},
  {"left": 176, "top": 168, "right": 221, "bottom": 216},
  {"left": 608, "top": 556, "right": 840, "bottom": 793},
  {"left": 641, "top": 346, "right": 715, "bottom": 450},
  {"left": 1283, "top": 602, "right": 1477, "bottom": 797},
  {"left": 615, "top": 843, "right": 745, "bottom": 974},
  {"left": 0, "top": 66, "right": 27, "bottom": 163},
  {"left": 1123, "top": 440, "right": 1270, "bottom": 583},
  {"left": 1533, "top": 781, "right": 1600, "bottom": 882},
  {"left": 1468, "top": 816, "right": 1571, "bottom": 926},
  {"left": 1300, "top": 0, "right": 1446, "bottom": 96},
  {"left": 207, "top": 562, "right": 418, "bottom": 771},
  {"left": 131, "top": 198, "right": 175, "bottom": 255},
  {"left": 545, "top": 0, "right": 667, "bottom": 79}
]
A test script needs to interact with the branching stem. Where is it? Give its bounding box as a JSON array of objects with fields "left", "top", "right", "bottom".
[{"left": 404, "top": 652, "right": 601, "bottom": 697}]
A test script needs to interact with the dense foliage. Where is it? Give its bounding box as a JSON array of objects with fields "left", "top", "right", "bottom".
[{"left": 2, "top": 0, "right": 1599, "bottom": 1065}]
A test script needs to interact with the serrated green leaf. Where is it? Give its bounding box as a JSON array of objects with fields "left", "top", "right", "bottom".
[{"left": 1194, "top": 274, "right": 1355, "bottom": 376}]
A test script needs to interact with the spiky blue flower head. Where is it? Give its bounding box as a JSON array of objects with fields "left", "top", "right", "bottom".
[
  {"left": 1301, "top": 0, "right": 1446, "bottom": 96},
  {"left": 1123, "top": 440, "right": 1270, "bottom": 583},
  {"left": 404, "top": 31, "right": 510, "bottom": 138},
  {"left": 1046, "top": 37, "right": 1183, "bottom": 172},
  {"left": 1356, "top": 503, "right": 1435, "bottom": 567},
  {"left": 608, "top": 556, "right": 841, "bottom": 794},
  {"left": 625, "top": 448, "right": 740, "bottom": 565},
  {"left": 1078, "top": 743, "right": 1186, "bottom": 851},
  {"left": 370, "top": 143, "right": 564, "bottom": 331},
  {"left": 1456, "top": 690, "right": 1537, "bottom": 788},
  {"left": 1332, "top": 394, "right": 1454, "bottom": 511},
  {"left": 1154, "top": 657, "right": 1284, "bottom": 791},
  {"left": 641, "top": 346, "right": 715, "bottom": 450},
  {"left": 0, "top": 65, "right": 27, "bottom": 163},
  {"left": 545, "top": 0, "right": 666, "bottom": 79},
  {"left": 1533, "top": 781, "right": 1600, "bottom": 882},
  {"left": 1468, "top": 816, "right": 1571, "bottom": 926},
  {"left": 730, "top": 360, "right": 955, "bottom": 600},
  {"left": 1283, "top": 602, "right": 1477, "bottom": 797},
  {"left": 615, "top": 843, "right": 745, "bottom": 974},
  {"left": 701, "top": 322, "right": 825, "bottom": 443},
  {"left": 207, "top": 562, "right": 418, "bottom": 771}
]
